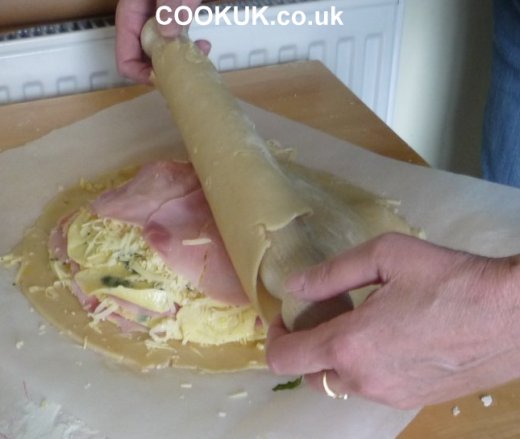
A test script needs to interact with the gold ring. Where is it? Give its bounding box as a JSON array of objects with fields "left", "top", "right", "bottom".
[{"left": 322, "top": 371, "right": 348, "bottom": 400}]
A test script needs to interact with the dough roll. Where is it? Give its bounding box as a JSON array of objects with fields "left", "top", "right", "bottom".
[{"left": 141, "top": 21, "right": 314, "bottom": 324}]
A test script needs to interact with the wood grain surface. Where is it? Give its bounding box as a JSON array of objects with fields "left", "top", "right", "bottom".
[{"left": 1, "top": 60, "right": 519, "bottom": 438}]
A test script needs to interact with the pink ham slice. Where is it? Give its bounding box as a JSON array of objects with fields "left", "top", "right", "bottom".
[
  {"left": 49, "top": 211, "right": 77, "bottom": 262},
  {"left": 92, "top": 161, "right": 200, "bottom": 226},
  {"left": 90, "top": 160, "right": 250, "bottom": 306},
  {"left": 144, "top": 189, "right": 249, "bottom": 305},
  {"left": 49, "top": 224, "right": 68, "bottom": 262},
  {"left": 70, "top": 280, "right": 99, "bottom": 312}
]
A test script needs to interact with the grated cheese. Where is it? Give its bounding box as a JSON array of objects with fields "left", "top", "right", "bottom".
[
  {"left": 55, "top": 208, "right": 266, "bottom": 348},
  {"left": 181, "top": 237, "right": 212, "bottom": 246},
  {"left": 228, "top": 391, "right": 248, "bottom": 400},
  {"left": 0, "top": 253, "right": 22, "bottom": 268}
]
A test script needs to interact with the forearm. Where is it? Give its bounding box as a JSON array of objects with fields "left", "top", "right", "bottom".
[{"left": 497, "top": 254, "right": 520, "bottom": 342}]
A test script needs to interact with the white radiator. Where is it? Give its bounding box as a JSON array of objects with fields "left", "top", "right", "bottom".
[{"left": 0, "top": 0, "right": 403, "bottom": 123}]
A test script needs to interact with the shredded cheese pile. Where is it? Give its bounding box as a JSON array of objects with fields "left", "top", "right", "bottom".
[{"left": 52, "top": 208, "right": 265, "bottom": 347}]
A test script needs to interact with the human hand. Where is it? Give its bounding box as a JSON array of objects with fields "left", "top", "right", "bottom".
[
  {"left": 115, "top": 0, "right": 211, "bottom": 83},
  {"left": 266, "top": 233, "right": 520, "bottom": 409}
]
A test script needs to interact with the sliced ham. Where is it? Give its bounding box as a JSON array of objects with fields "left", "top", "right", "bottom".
[
  {"left": 70, "top": 280, "right": 99, "bottom": 312},
  {"left": 107, "top": 314, "right": 148, "bottom": 334},
  {"left": 92, "top": 161, "right": 200, "bottom": 226},
  {"left": 50, "top": 160, "right": 254, "bottom": 336},
  {"left": 144, "top": 189, "right": 249, "bottom": 305},
  {"left": 49, "top": 224, "right": 68, "bottom": 262},
  {"left": 48, "top": 211, "right": 77, "bottom": 262}
]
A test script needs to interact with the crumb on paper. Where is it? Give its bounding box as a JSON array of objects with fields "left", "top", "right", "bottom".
[
  {"left": 180, "top": 383, "right": 192, "bottom": 389},
  {"left": 218, "top": 411, "right": 227, "bottom": 418},
  {"left": 228, "top": 391, "right": 248, "bottom": 400},
  {"left": 480, "top": 394, "right": 493, "bottom": 407},
  {"left": 16, "top": 340, "right": 24, "bottom": 350},
  {"left": 451, "top": 406, "right": 461, "bottom": 416}
]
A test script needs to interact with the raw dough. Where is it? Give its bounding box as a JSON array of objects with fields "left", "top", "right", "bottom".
[{"left": 10, "top": 168, "right": 266, "bottom": 372}]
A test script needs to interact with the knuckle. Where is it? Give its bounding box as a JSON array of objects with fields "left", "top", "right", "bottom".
[
  {"left": 374, "top": 232, "right": 401, "bottom": 250},
  {"left": 326, "top": 332, "right": 351, "bottom": 369},
  {"left": 300, "top": 263, "right": 329, "bottom": 296},
  {"left": 370, "top": 232, "right": 407, "bottom": 262},
  {"left": 314, "top": 261, "right": 334, "bottom": 287}
]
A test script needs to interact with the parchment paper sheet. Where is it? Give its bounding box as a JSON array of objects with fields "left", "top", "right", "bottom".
[{"left": 1, "top": 91, "right": 519, "bottom": 439}]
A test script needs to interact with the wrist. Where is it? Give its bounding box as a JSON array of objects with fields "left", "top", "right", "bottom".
[
  {"left": 496, "top": 254, "right": 520, "bottom": 340},
  {"left": 509, "top": 254, "right": 520, "bottom": 294}
]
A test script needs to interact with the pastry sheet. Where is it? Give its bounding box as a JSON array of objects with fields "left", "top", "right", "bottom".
[{"left": 1, "top": 91, "right": 519, "bottom": 439}]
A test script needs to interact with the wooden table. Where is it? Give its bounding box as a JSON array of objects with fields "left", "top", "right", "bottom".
[{"left": 1, "top": 60, "right": 519, "bottom": 438}]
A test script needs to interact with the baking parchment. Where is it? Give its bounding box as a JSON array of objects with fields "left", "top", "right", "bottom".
[{"left": 1, "top": 91, "right": 519, "bottom": 439}]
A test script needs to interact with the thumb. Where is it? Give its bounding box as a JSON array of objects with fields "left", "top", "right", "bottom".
[
  {"left": 195, "top": 39, "right": 211, "bottom": 56},
  {"left": 285, "top": 235, "right": 397, "bottom": 301}
]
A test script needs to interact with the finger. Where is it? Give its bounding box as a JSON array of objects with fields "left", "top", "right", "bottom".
[
  {"left": 120, "top": 61, "right": 153, "bottom": 84},
  {"left": 285, "top": 233, "right": 421, "bottom": 301},
  {"left": 266, "top": 314, "right": 288, "bottom": 347},
  {"left": 285, "top": 239, "right": 385, "bottom": 301},
  {"left": 195, "top": 39, "right": 211, "bottom": 56},
  {"left": 266, "top": 320, "right": 337, "bottom": 376},
  {"left": 115, "top": 0, "right": 154, "bottom": 82},
  {"left": 305, "top": 369, "right": 351, "bottom": 399}
]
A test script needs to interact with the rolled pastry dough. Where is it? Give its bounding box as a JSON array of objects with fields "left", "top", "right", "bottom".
[{"left": 142, "top": 22, "right": 312, "bottom": 324}]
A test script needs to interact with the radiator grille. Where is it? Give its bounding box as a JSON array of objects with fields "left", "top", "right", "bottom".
[{"left": 0, "top": 0, "right": 402, "bottom": 123}]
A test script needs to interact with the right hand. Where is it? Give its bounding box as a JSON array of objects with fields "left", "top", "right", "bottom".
[
  {"left": 266, "top": 233, "right": 520, "bottom": 409},
  {"left": 115, "top": 0, "right": 211, "bottom": 83}
]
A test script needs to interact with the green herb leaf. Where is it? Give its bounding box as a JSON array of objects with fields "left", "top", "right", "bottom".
[
  {"left": 101, "top": 276, "right": 131, "bottom": 288},
  {"left": 272, "top": 376, "right": 303, "bottom": 392}
]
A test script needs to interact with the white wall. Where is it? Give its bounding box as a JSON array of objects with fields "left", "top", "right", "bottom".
[{"left": 391, "top": 0, "right": 493, "bottom": 176}]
